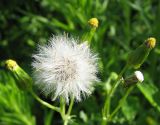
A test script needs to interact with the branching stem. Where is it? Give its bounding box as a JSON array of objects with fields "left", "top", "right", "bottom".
[{"left": 102, "top": 64, "right": 128, "bottom": 125}]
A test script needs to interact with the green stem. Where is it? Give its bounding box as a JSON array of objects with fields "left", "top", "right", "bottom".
[
  {"left": 30, "top": 90, "right": 60, "bottom": 112},
  {"left": 102, "top": 64, "right": 128, "bottom": 125},
  {"left": 30, "top": 90, "right": 74, "bottom": 125},
  {"left": 109, "top": 86, "right": 134, "bottom": 120},
  {"left": 60, "top": 97, "right": 66, "bottom": 119},
  {"left": 81, "top": 27, "right": 96, "bottom": 44},
  {"left": 64, "top": 120, "right": 69, "bottom": 125},
  {"left": 67, "top": 96, "right": 74, "bottom": 116},
  {"left": 61, "top": 98, "right": 66, "bottom": 115},
  {"left": 59, "top": 97, "right": 70, "bottom": 125},
  {"left": 61, "top": 96, "right": 75, "bottom": 125}
]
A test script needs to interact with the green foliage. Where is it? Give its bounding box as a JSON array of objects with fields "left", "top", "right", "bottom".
[
  {"left": 0, "top": 71, "right": 35, "bottom": 125},
  {"left": 138, "top": 82, "right": 160, "bottom": 112},
  {"left": 122, "top": 96, "right": 140, "bottom": 122},
  {"left": 1, "top": 0, "right": 160, "bottom": 124}
]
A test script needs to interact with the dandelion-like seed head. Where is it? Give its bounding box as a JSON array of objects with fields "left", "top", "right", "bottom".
[
  {"left": 32, "top": 34, "right": 98, "bottom": 102},
  {"left": 54, "top": 59, "right": 77, "bottom": 82}
]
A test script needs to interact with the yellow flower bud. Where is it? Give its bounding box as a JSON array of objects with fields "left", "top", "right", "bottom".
[
  {"left": 5, "top": 59, "right": 32, "bottom": 90},
  {"left": 127, "top": 37, "right": 156, "bottom": 69},
  {"left": 88, "top": 18, "right": 99, "bottom": 28},
  {"left": 145, "top": 37, "right": 156, "bottom": 49},
  {"left": 81, "top": 18, "right": 99, "bottom": 44},
  {"left": 5, "top": 59, "right": 18, "bottom": 71}
]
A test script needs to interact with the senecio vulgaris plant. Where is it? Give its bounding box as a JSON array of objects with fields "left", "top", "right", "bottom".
[{"left": 5, "top": 18, "right": 156, "bottom": 125}]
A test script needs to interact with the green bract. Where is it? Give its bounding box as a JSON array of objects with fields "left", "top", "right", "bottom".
[
  {"left": 81, "top": 18, "right": 99, "bottom": 44},
  {"left": 127, "top": 38, "right": 156, "bottom": 69},
  {"left": 5, "top": 59, "right": 32, "bottom": 90}
]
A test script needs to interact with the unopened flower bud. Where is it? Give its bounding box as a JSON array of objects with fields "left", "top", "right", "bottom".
[
  {"left": 145, "top": 37, "right": 156, "bottom": 49},
  {"left": 127, "top": 37, "right": 156, "bottom": 69},
  {"left": 5, "top": 59, "right": 32, "bottom": 90},
  {"left": 123, "top": 71, "right": 144, "bottom": 87},
  {"left": 88, "top": 18, "right": 99, "bottom": 28},
  {"left": 81, "top": 18, "right": 99, "bottom": 44}
]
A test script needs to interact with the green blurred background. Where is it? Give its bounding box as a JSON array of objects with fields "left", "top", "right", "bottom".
[{"left": 0, "top": 0, "right": 160, "bottom": 125}]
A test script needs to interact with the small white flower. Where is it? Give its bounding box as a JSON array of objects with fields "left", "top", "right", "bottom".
[{"left": 32, "top": 34, "right": 98, "bottom": 102}]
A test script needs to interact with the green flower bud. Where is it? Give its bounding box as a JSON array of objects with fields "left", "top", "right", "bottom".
[
  {"left": 5, "top": 59, "right": 32, "bottom": 90},
  {"left": 123, "top": 71, "right": 144, "bottom": 87},
  {"left": 81, "top": 18, "right": 99, "bottom": 44},
  {"left": 127, "top": 37, "right": 156, "bottom": 69}
]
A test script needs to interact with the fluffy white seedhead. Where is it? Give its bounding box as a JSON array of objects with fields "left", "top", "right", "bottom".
[
  {"left": 32, "top": 34, "right": 98, "bottom": 102},
  {"left": 134, "top": 71, "right": 144, "bottom": 82}
]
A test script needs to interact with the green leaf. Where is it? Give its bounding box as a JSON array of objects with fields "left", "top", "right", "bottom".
[
  {"left": 122, "top": 96, "right": 140, "bottom": 122},
  {"left": 138, "top": 82, "right": 160, "bottom": 112},
  {"left": 0, "top": 71, "right": 35, "bottom": 125}
]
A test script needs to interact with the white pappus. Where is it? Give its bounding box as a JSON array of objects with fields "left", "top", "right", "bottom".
[{"left": 32, "top": 34, "right": 98, "bottom": 103}]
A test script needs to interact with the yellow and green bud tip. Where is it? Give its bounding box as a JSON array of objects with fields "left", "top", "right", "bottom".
[
  {"left": 88, "top": 18, "right": 99, "bottom": 28},
  {"left": 127, "top": 37, "right": 156, "bottom": 69},
  {"left": 81, "top": 18, "right": 99, "bottom": 44},
  {"left": 5, "top": 59, "right": 18, "bottom": 71},
  {"left": 5, "top": 59, "right": 32, "bottom": 90},
  {"left": 145, "top": 37, "right": 156, "bottom": 49}
]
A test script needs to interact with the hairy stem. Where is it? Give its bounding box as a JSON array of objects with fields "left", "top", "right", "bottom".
[{"left": 102, "top": 64, "right": 128, "bottom": 125}]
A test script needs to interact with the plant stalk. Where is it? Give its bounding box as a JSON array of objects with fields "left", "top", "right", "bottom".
[
  {"left": 109, "top": 86, "right": 134, "bottom": 121},
  {"left": 30, "top": 90, "right": 60, "bottom": 112},
  {"left": 102, "top": 64, "right": 128, "bottom": 125}
]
